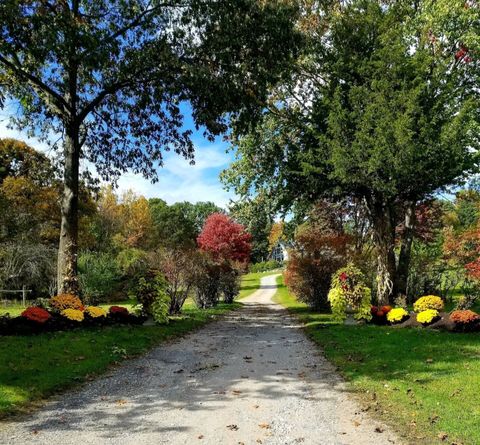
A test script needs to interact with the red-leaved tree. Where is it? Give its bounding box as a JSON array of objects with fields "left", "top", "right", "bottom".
[{"left": 197, "top": 213, "right": 252, "bottom": 264}]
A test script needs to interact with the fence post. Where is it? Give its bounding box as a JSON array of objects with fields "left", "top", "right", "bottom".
[{"left": 22, "top": 285, "right": 26, "bottom": 307}]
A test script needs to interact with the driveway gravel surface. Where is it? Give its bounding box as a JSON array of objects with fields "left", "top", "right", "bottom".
[{"left": 0, "top": 274, "right": 399, "bottom": 445}]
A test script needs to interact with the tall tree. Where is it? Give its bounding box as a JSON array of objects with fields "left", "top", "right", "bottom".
[
  {"left": 223, "top": 0, "right": 480, "bottom": 303},
  {"left": 0, "top": 0, "right": 300, "bottom": 293}
]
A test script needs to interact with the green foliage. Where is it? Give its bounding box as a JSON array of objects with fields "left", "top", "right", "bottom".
[
  {"left": 136, "top": 273, "right": 169, "bottom": 324},
  {"left": 249, "top": 260, "right": 282, "bottom": 273},
  {"left": 327, "top": 264, "right": 372, "bottom": 322},
  {"left": 78, "top": 252, "right": 120, "bottom": 303},
  {"left": 223, "top": 0, "right": 480, "bottom": 302},
  {"left": 218, "top": 264, "right": 240, "bottom": 304}
]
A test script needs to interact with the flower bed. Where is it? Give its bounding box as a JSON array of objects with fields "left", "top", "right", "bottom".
[{"left": 0, "top": 302, "right": 145, "bottom": 336}]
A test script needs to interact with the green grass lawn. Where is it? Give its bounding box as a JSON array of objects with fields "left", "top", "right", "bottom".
[
  {"left": 0, "top": 302, "right": 240, "bottom": 418},
  {"left": 273, "top": 275, "right": 480, "bottom": 445},
  {"left": 238, "top": 270, "right": 281, "bottom": 299}
]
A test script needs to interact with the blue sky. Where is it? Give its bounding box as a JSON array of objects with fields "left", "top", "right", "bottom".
[{"left": 0, "top": 104, "right": 237, "bottom": 208}]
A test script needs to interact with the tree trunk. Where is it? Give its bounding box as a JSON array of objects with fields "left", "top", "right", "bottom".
[
  {"left": 57, "top": 123, "right": 80, "bottom": 294},
  {"left": 396, "top": 200, "right": 416, "bottom": 299},
  {"left": 367, "top": 198, "right": 397, "bottom": 305}
]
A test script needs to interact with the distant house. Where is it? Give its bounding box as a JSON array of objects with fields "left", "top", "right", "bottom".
[{"left": 270, "top": 241, "right": 289, "bottom": 262}]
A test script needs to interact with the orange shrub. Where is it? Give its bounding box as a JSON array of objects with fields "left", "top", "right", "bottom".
[
  {"left": 450, "top": 310, "right": 480, "bottom": 325},
  {"left": 49, "top": 294, "right": 83, "bottom": 312}
]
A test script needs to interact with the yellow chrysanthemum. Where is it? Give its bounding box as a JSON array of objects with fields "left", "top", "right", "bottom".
[
  {"left": 61, "top": 308, "right": 84, "bottom": 322},
  {"left": 413, "top": 295, "right": 444, "bottom": 312},
  {"left": 387, "top": 307, "right": 408, "bottom": 323},
  {"left": 85, "top": 306, "right": 107, "bottom": 318},
  {"left": 417, "top": 309, "right": 439, "bottom": 325}
]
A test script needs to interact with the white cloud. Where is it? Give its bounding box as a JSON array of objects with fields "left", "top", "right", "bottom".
[{"left": 117, "top": 143, "right": 236, "bottom": 208}]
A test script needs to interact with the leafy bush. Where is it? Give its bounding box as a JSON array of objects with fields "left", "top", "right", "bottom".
[
  {"left": 109, "top": 306, "right": 128, "bottom": 315},
  {"left": 85, "top": 306, "right": 107, "bottom": 318},
  {"left": 285, "top": 219, "right": 350, "bottom": 310},
  {"left": 136, "top": 272, "right": 169, "bottom": 324},
  {"left": 370, "top": 305, "right": 392, "bottom": 325},
  {"left": 78, "top": 252, "right": 120, "bottom": 303},
  {"left": 49, "top": 294, "right": 83, "bottom": 312},
  {"left": 61, "top": 308, "right": 84, "bottom": 322},
  {"left": 155, "top": 249, "right": 197, "bottom": 314},
  {"left": 193, "top": 254, "right": 222, "bottom": 309},
  {"left": 413, "top": 295, "right": 444, "bottom": 312},
  {"left": 450, "top": 310, "right": 480, "bottom": 332},
  {"left": 416, "top": 309, "right": 440, "bottom": 325},
  {"left": 327, "top": 264, "right": 372, "bottom": 322},
  {"left": 219, "top": 263, "right": 240, "bottom": 304},
  {"left": 386, "top": 307, "right": 409, "bottom": 324},
  {"left": 21, "top": 307, "right": 51, "bottom": 324},
  {"left": 249, "top": 260, "right": 282, "bottom": 273}
]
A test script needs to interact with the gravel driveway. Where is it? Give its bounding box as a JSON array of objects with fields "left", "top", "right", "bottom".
[{"left": 0, "top": 274, "right": 399, "bottom": 445}]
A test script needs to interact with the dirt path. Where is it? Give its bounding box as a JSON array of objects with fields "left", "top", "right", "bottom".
[{"left": 0, "top": 274, "right": 399, "bottom": 445}]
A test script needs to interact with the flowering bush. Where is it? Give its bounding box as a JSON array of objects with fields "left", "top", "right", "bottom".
[
  {"left": 328, "top": 263, "right": 372, "bottom": 322},
  {"left": 417, "top": 309, "right": 439, "bottom": 325},
  {"left": 85, "top": 306, "right": 107, "bottom": 318},
  {"left": 413, "top": 295, "right": 444, "bottom": 313},
  {"left": 387, "top": 308, "right": 409, "bottom": 324},
  {"left": 49, "top": 294, "right": 83, "bottom": 312},
  {"left": 61, "top": 308, "right": 84, "bottom": 322},
  {"left": 370, "top": 305, "right": 392, "bottom": 324},
  {"left": 109, "top": 306, "right": 129, "bottom": 315},
  {"left": 21, "top": 307, "right": 51, "bottom": 324},
  {"left": 450, "top": 310, "right": 480, "bottom": 325}
]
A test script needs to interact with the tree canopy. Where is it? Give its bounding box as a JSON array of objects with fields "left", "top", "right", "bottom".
[
  {"left": 223, "top": 0, "right": 480, "bottom": 302},
  {"left": 0, "top": 0, "right": 301, "bottom": 293}
]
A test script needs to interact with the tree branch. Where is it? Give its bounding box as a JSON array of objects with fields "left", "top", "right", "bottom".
[{"left": 0, "top": 53, "right": 69, "bottom": 116}]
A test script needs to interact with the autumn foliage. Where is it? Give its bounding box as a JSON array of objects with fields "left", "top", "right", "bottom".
[
  {"left": 197, "top": 213, "right": 252, "bottom": 263},
  {"left": 285, "top": 203, "right": 351, "bottom": 310}
]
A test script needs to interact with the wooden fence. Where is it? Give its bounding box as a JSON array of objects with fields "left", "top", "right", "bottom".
[{"left": 0, "top": 286, "right": 33, "bottom": 308}]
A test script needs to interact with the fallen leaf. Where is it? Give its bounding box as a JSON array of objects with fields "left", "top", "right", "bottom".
[
  {"left": 258, "top": 423, "right": 271, "bottom": 429},
  {"left": 437, "top": 432, "right": 448, "bottom": 441},
  {"left": 353, "top": 421, "right": 361, "bottom": 427},
  {"left": 256, "top": 440, "right": 263, "bottom": 444},
  {"left": 115, "top": 399, "right": 128, "bottom": 406},
  {"left": 374, "top": 427, "right": 384, "bottom": 433},
  {"left": 198, "top": 435, "right": 204, "bottom": 439},
  {"left": 232, "top": 390, "right": 242, "bottom": 395},
  {"left": 227, "top": 424, "right": 239, "bottom": 431}
]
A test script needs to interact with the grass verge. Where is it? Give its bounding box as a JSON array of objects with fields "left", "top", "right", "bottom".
[
  {"left": 0, "top": 302, "right": 240, "bottom": 418},
  {"left": 273, "top": 275, "right": 480, "bottom": 445}
]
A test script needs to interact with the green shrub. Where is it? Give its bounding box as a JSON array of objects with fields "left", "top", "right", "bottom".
[
  {"left": 136, "top": 271, "right": 169, "bottom": 324},
  {"left": 219, "top": 263, "right": 240, "bottom": 304},
  {"left": 249, "top": 260, "right": 282, "bottom": 273},
  {"left": 327, "top": 263, "right": 372, "bottom": 322},
  {"left": 78, "top": 252, "right": 119, "bottom": 303}
]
